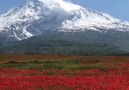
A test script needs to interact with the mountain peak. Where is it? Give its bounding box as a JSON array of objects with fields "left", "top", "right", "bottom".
[{"left": 0, "top": 0, "right": 129, "bottom": 41}]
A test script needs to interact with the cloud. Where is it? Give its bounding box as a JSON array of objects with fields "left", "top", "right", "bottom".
[
  {"left": 38, "top": 0, "right": 65, "bottom": 5},
  {"left": 37, "top": 0, "right": 80, "bottom": 12}
]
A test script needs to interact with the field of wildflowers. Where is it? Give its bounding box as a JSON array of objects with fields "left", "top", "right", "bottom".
[
  {"left": 1, "top": 69, "right": 129, "bottom": 90},
  {"left": 0, "top": 55, "right": 129, "bottom": 90}
]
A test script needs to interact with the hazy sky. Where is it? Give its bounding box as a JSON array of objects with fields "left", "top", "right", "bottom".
[{"left": 0, "top": 0, "right": 129, "bottom": 21}]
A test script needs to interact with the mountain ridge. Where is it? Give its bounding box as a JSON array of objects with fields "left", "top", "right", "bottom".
[{"left": 0, "top": 0, "right": 129, "bottom": 41}]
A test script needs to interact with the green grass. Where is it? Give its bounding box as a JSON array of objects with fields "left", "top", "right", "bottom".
[{"left": 0, "top": 59, "right": 103, "bottom": 70}]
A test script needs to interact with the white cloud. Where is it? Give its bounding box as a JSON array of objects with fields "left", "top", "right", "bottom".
[
  {"left": 38, "top": 0, "right": 64, "bottom": 5},
  {"left": 37, "top": 0, "right": 80, "bottom": 12}
]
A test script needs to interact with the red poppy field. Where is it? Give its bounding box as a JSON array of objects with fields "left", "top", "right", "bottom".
[{"left": 0, "top": 54, "right": 129, "bottom": 90}]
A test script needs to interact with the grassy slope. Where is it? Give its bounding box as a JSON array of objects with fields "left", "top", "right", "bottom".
[{"left": 1, "top": 31, "right": 129, "bottom": 55}]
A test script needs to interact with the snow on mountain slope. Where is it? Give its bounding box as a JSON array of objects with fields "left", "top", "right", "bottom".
[{"left": 0, "top": 0, "right": 129, "bottom": 41}]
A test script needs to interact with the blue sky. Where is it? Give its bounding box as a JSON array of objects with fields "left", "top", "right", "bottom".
[{"left": 0, "top": 0, "right": 129, "bottom": 21}]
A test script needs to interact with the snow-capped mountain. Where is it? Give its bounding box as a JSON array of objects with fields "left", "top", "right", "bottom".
[{"left": 0, "top": 0, "right": 129, "bottom": 41}]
